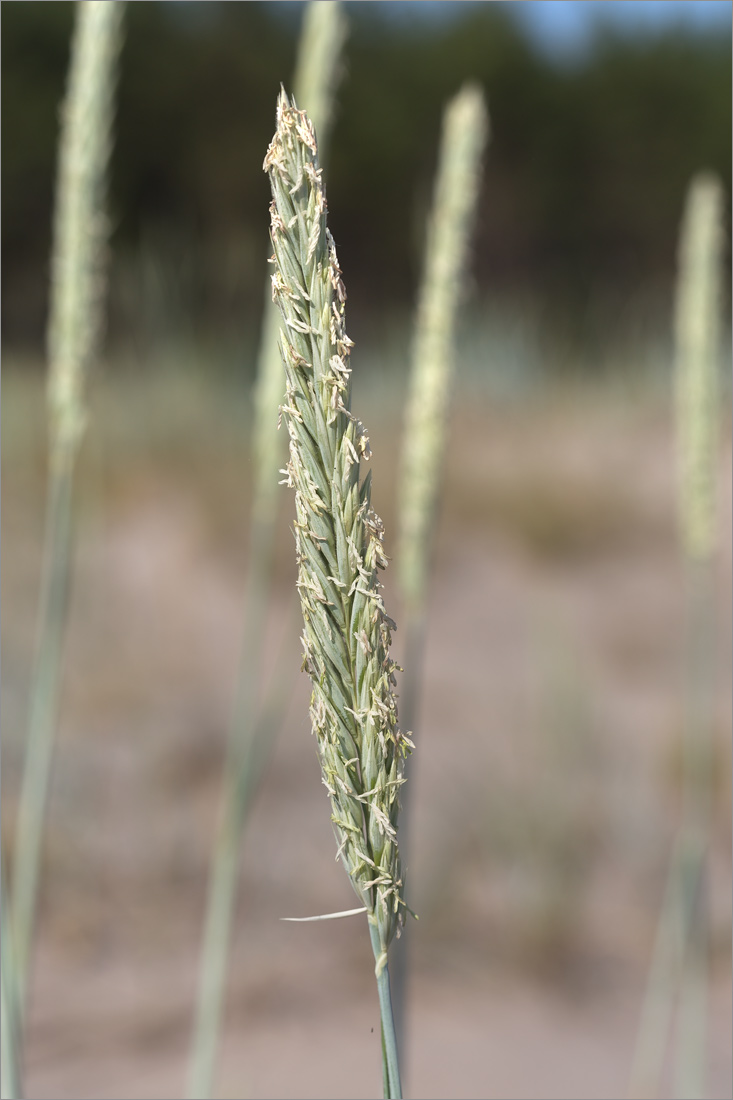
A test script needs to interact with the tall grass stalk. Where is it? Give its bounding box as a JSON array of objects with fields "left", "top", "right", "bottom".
[
  {"left": 671, "top": 173, "right": 723, "bottom": 1100},
  {"left": 10, "top": 0, "right": 125, "bottom": 1021},
  {"left": 392, "top": 83, "right": 488, "bottom": 1050},
  {"left": 265, "top": 90, "right": 411, "bottom": 1099},
  {"left": 1, "top": 864, "right": 23, "bottom": 1100},
  {"left": 629, "top": 174, "right": 724, "bottom": 1100},
  {"left": 187, "top": 7, "right": 347, "bottom": 1097}
]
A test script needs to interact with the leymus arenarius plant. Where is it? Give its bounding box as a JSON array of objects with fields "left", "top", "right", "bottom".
[{"left": 264, "top": 93, "right": 410, "bottom": 1087}]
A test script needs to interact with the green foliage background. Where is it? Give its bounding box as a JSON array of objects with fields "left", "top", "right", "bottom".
[{"left": 2, "top": 1, "right": 730, "bottom": 358}]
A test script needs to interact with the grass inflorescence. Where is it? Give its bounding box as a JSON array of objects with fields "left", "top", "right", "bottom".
[
  {"left": 391, "top": 82, "right": 488, "bottom": 1058},
  {"left": 11, "top": 0, "right": 125, "bottom": 1036},
  {"left": 265, "top": 88, "right": 411, "bottom": 1097},
  {"left": 629, "top": 172, "right": 725, "bottom": 1100},
  {"left": 674, "top": 174, "right": 724, "bottom": 566},
  {"left": 398, "top": 84, "right": 488, "bottom": 613}
]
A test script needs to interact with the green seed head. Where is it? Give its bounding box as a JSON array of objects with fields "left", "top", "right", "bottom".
[
  {"left": 674, "top": 172, "right": 724, "bottom": 562},
  {"left": 264, "top": 90, "right": 412, "bottom": 964},
  {"left": 47, "top": 0, "right": 125, "bottom": 467},
  {"left": 398, "top": 83, "right": 488, "bottom": 609}
]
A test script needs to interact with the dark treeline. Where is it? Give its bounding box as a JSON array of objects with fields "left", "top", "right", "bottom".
[{"left": 2, "top": 1, "right": 730, "bottom": 357}]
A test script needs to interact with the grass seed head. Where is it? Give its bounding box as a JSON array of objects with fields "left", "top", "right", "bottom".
[
  {"left": 398, "top": 83, "right": 488, "bottom": 608},
  {"left": 674, "top": 172, "right": 724, "bottom": 562},
  {"left": 47, "top": 0, "right": 125, "bottom": 468},
  {"left": 264, "top": 89, "right": 412, "bottom": 964}
]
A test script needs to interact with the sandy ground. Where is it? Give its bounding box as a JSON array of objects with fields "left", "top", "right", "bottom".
[{"left": 2, "top": 367, "right": 731, "bottom": 1099}]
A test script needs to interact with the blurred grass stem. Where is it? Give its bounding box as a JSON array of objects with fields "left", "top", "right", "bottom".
[
  {"left": 1, "top": 865, "right": 23, "bottom": 1100},
  {"left": 392, "top": 84, "right": 488, "bottom": 1054},
  {"left": 187, "top": 6, "right": 346, "bottom": 1096},
  {"left": 629, "top": 174, "right": 722, "bottom": 1100},
  {"left": 11, "top": 466, "right": 73, "bottom": 1011},
  {"left": 10, "top": 0, "right": 124, "bottom": 1021},
  {"left": 668, "top": 173, "right": 723, "bottom": 1100}
]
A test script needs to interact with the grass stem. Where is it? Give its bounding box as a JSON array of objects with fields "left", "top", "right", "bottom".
[
  {"left": 370, "top": 922, "right": 403, "bottom": 1100},
  {"left": 187, "top": 549, "right": 274, "bottom": 1099},
  {"left": 10, "top": 0, "right": 124, "bottom": 1027},
  {"left": 629, "top": 172, "right": 723, "bottom": 1100},
  {"left": 11, "top": 464, "right": 74, "bottom": 1015},
  {"left": 393, "top": 83, "right": 488, "bottom": 1061},
  {"left": 628, "top": 827, "right": 705, "bottom": 1099},
  {"left": 1, "top": 865, "right": 23, "bottom": 1100}
]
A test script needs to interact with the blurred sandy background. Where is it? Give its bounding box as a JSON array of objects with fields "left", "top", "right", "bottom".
[{"left": 2, "top": 3, "right": 732, "bottom": 1098}]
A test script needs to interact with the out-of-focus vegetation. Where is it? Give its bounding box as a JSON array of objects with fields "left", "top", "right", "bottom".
[{"left": 3, "top": 1, "right": 730, "bottom": 361}]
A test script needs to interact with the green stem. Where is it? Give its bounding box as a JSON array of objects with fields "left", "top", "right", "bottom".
[
  {"left": 629, "top": 562, "right": 714, "bottom": 1100},
  {"left": 674, "top": 829, "right": 707, "bottom": 1100},
  {"left": 11, "top": 0, "right": 125, "bottom": 1033},
  {"left": 376, "top": 965, "right": 402, "bottom": 1100},
  {"left": 2, "top": 864, "right": 23, "bottom": 1099},
  {"left": 393, "top": 86, "right": 487, "bottom": 1086},
  {"left": 188, "top": 525, "right": 299, "bottom": 1098},
  {"left": 187, "top": 794, "right": 246, "bottom": 1100},
  {"left": 187, "top": 518, "right": 273, "bottom": 1100},
  {"left": 12, "top": 459, "right": 75, "bottom": 1019},
  {"left": 369, "top": 923, "right": 402, "bottom": 1099},
  {"left": 380, "top": 1023, "right": 389, "bottom": 1100},
  {"left": 628, "top": 827, "right": 703, "bottom": 1099},
  {"left": 674, "top": 561, "right": 714, "bottom": 1100}
]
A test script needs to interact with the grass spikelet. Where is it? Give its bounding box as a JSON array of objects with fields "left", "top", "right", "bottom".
[
  {"left": 188, "top": 8, "right": 347, "bottom": 1097},
  {"left": 397, "top": 83, "right": 488, "bottom": 611},
  {"left": 11, "top": 0, "right": 125, "bottom": 1022},
  {"left": 265, "top": 89, "right": 410, "bottom": 1098}
]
